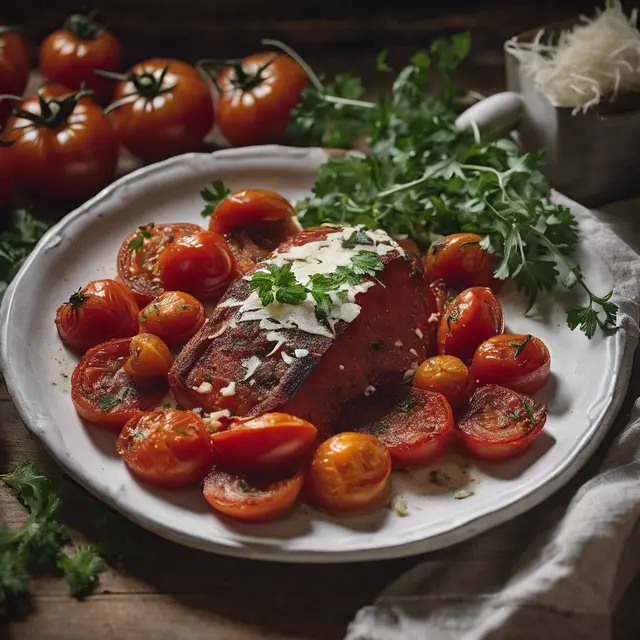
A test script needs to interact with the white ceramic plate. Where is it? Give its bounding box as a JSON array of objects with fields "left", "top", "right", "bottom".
[{"left": 0, "top": 145, "right": 628, "bottom": 562}]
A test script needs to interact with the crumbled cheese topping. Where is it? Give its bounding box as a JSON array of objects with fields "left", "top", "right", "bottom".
[
  {"left": 193, "top": 381, "right": 213, "bottom": 394},
  {"left": 242, "top": 356, "right": 262, "bottom": 381},
  {"left": 220, "top": 381, "right": 236, "bottom": 396},
  {"left": 394, "top": 340, "right": 404, "bottom": 347},
  {"left": 339, "top": 364, "right": 345, "bottom": 370},
  {"left": 282, "top": 352, "right": 295, "bottom": 365},
  {"left": 409, "top": 348, "right": 419, "bottom": 357},
  {"left": 391, "top": 495, "right": 409, "bottom": 517},
  {"left": 428, "top": 313, "right": 439, "bottom": 324},
  {"left": 364, "top": 385, "right": 376, "bottom": 397},
  {"left": 414, "top": 328, "right": 424, "bottom": 339},
  {"left": 294, "top": 349, "right": 309, "bottom": 358}
]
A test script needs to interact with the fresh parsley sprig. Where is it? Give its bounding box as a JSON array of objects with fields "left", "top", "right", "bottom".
[{"left": 200, "top": 180, "right": 232, "bottom": 218}]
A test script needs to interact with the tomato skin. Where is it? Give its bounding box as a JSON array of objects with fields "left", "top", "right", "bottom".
[
  {"left": 209, "top": 189, "right": 300, "bottom": 275},
  {"left": 217, "top": 52, "right": 310, "bottom": 147},
  {"left": 4, "top": 86, "right": 119, "bottom": 201},
  {"left": 39, "top": 28, "right": 122, "bottom": 103},
  {"left": 117, "top": 410, "right": 214, "bottom": 488},
  {"left": 429, "top": 279, "right": 461, "bottom": 317},
  {"left": 117, "top": 222, "right": 203, "bottom": 307},
  {"left": 425, "top": 233, "right": 500, "bottom": 290},
  {"left": 0, "top": 145, "right": 15, "bottom": 210},
  {"left": 139, "top": 291, "right": 205, "bottom": 346},
  {"left": 414, "top": 355, "right": 473, "bottom": 406},
  {"left": 157, "top": 231, "right": 235, "bottom": 301},
  {"left": 123, "top": 333, "right": 174, "bottom": 380},
  {"left": 306, "top": 433, "right": 391, "bottom": 514},
  {"left": 456, "top": 384, "right": 547, "bottom": 461},
  {"left": 437, "top": 287, "right": 504, "bottom": 362},
  {"left": 471, "top": 334, "right": 551, "bottom": 395},
  {"left": 0, "top": 28, "right": 30, "bottom": 125},
  {"left": 71, "top": 338, "right": 169, "bottom": 430},
  {"left": 203, "top": 465, "right": 304, "bottom": 523},
  {"left": 55, "top": 279, "right": 139, "bottom": 351},
  {"left": 211, "top": 413, "right": 318, "bottom": 473},
  {"left": 110, "top": 59, "right": 213, "bottom": 162}
]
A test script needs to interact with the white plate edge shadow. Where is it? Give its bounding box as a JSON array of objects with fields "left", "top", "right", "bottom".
[{"left": 0, "top": 144, "right": 633, "bottom": 563}]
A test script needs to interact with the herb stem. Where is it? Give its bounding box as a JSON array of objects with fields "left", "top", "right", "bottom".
[
  {"left": 322, "top": 94, "right": 376, "bottom": 109},
  {"left": 261, "top": 38, "right": 325, "bottom": 93}
]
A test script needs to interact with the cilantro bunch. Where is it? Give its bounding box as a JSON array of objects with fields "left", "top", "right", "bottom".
[{"left": 272, "top": 34, "right": 617, "bottom": 339}]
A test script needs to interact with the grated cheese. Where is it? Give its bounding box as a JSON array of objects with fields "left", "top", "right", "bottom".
[
  {"left": 220, "top": 381, "right": 236, "bottom": 396},
  {"left": 193, "top": 381, "right": 213, "bottom": 394},
  {"left": 242, "top": 355, "right": 262, "bottom": 381}
]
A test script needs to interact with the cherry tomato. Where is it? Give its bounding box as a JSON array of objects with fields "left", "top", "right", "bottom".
[
  {"left": 306, "top": 433, "right": 391, "bottom": 514},
  {"left": 0, "top": 26, "right": 29, "bottom": 126},
  {"left": 429, "top": 279, "right": 461, "bottom": 317},
  {"left": 108, "top": 59, "right": 213, "bottom": 162},
  {"left": 438, "top": 287, "right": 504, "bottom": 362},
  {"left": 117, "top": 409, "right": 214, "bottom": 488},
  {"left": 215, "top": 52, "right": 309, "bottom": 147},
  {"left": 208, "top": 189, "right": 300, "bottom": 275},
  {"left": 4, "top": 85, "right": 118, "bottom": 201},
  {"left": 425, "top": 233, "right": 500, "bottom": 290},
  {"left": 471, "top": 334, "right": 551, "bottom": 395},
  {"left": 55, "top": 279, "right": 139, "bottom": 351},
  {"left": 355, "top": 388, "right": 454, "bottom": 468},
  {"left": 157, "top": 231, "right": 235, "bottom": 301},
  {"left": 0, "top": 144, "right": 15, "bottom": 210},
  {"left": 211, "top": 413, "right": 317, "bottom": 473},
  {"left": 203, "top": 465, "right": 304, "bottom": 523},
  {"left": 123, "top": 333, "right": 174, "bottom": 381},
  {"left": 38, "top": 11, "right": 122, "bottom": 103},
  {"left": 456, "top": 385, "right": 547, "bottom": 461},
  {"left": 71, "top": 338, "right": 169, "bottom": 430},
  {"left": 139, "top": 291, "right": 205, "bottom": 346},
  {"left": 414, "top": 355, "right": 473, "bottom": 406},
  {"left": 117, "top": 222, "right": 203, "bottom": 306}
]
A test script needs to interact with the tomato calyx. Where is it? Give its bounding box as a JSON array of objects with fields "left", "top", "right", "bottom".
[
  {"left": 69, "top": 289, "right": 88, "bottom": 309},
  {"left": 62, "top": 9, "right": 104, "bottom": 41},
  {"left": 198, "top": 55, "right": 278, "bottom": 94},
  {"left": 100, "top": 66, "right": 177, "bottom": 113},
  {"left": 6, "top": 88, "right": 94, "bottom": 130},
  {"left": 0, "top": 25, "right": 22, "bottom": 36}
]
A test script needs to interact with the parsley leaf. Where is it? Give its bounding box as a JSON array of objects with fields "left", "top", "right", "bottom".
[
  {"left": 342, "top": 229, "right": 372, "bottom": 248},
  {"left": 276, "top": 283, "right": 307, "bottom": 305},
  {"left": 508, "top": 335, "right": 532, "bottom": 358},
  {"left": 350, "top": 251, "right": 383, "bottom": 277},
  {"left": 200, "top": 180, "right": 232, "bottom": 217},
  {"left": 57, "top": 546, "right": 104, "bottom": 599}
]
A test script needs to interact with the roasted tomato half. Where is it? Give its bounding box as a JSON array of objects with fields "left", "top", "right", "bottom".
[
  {"left": 471, "top": 334, "right": 551, "bottom": 395},
  {"left": 456, "top": 385, "right": 547, "bottom": 461},
  {"left": 117, "top": 409, "right": 214, "bottom": 488},
  {"left": 55, "top": 279, "right": 139, "bottom": 351},
  {"left": 437, "top": 287, "right": 504, "bottom": 362},
  {"left": 117, "top": 222, "right": 203, "bottom": 306},
  {"left": 207, "top": 189, "right": 300, "bottom": 276},
  {"left": 139, "top": 291, "right": 205, "bottom": 346},
  {"left": 71, "top": 338, "right": 169, "bottom": 430},
  {"left": 123, "top": 333, "right": 174, "bottom": 381},
  {"left": 203, "top": 465, "right": 304, "bottom": 523}
]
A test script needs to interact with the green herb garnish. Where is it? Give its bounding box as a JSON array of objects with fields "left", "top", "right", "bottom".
[
  {"left": 370, "top": 340, "right": 384, "bottom": 351},
  {"left": 98, "top": 395, "right": 120, "bottom": 410},
  {"left": 370, "top": 420, "right": 387, "bottom": 435},
  {"left": 238, "top": 480, "right": 251, "bottom": 493},
  {"left": 523, "top": 399, "right": 536, "bottom": 425},
  {"left": 128, "top": 222, "right": 155, "bottom": 251},
  {"left": 509, "top": 334, "right": 532, "bottom": 358},
  {"left": 57, "top": 546, "right": 104, "bottom": 599},
  {"left": 507, "top": 410, "right": 521, "bottom": 420},
  {"left": 342, "top": 229, "right": 372, "bottom": 248},
  {"left": 200, "top": 180, "right": 232, "bottom": 217}
]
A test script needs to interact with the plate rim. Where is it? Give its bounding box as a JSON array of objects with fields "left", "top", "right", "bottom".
[{"left": 0, "top": 144, "right": 632, "bottom": 563}]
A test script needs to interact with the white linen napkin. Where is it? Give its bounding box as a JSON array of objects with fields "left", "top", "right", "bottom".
[{"left": 346, "top": 197, "right": 640, "bottom": 640}]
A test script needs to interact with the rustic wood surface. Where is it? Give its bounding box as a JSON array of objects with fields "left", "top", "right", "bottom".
[{"left": 2, "top": 27, "right": 640, "bottom": 640}]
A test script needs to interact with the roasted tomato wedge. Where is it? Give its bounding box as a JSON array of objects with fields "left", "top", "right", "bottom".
[
  {"left": 438, "top": 287, "right": 504, "bottom": 362},
  {"left": 71, "top": 338, "right": 169, "bottom": 430},
  {"left": 139, "top": 291, "right": 205, "bottom": 346},
  {"left": 211, "top": 413, "right": 317, "bottom": 473},
  {"left": 425, "top": 233, "right": 499, "bottom": 290},
  {"left": 207, "top": 189, "right": 300, "bottom": 276},
  {"left": 306, "top": 433, "right": 391, "bottom": 513},
  {"left": 157, "top": 231, "right": 235, "bottom": 300},
  {"left": 123, "top": 333, "right": 174, "bottom": 381},
  {"left": 414, "top": 355, "right": 473, "bottom": 406},
  {"left": 215, "top": 52, "right": 309, "bottom": 147},
  {"left": 471, "top": 334, "right": 551, "bottom": 395},
  {"left": 354, "top": 388, "right": 454, "bottom": 468},
  {"left": 456, "top": 385, "right": 547, "bottom": 461},
  {"left": 203, "top": 465, "right": 304, "bottom": 523},
  {"left": 117, "top": 222, "right": 203, "bottom": 306},
  {"left": 117, "top": 409, "right": 214, "bottom": 488},
  {"left": 55, "top": 279, "right": 139, "bottom": 351}
]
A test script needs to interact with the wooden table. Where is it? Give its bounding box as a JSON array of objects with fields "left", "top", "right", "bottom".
[{"left": 2, "top": 52, "right": 640, "bottom": 640}]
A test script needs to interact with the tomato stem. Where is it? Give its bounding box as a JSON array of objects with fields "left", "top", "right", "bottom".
[
  {"left": 63, "top": 10, "right": 104, "bottom": 40},
  {"left": 9, "top": 88, "right": 94, "bottom": 129},
  {"left": 0, "top": 26, "right": 23, "bottom": 36},
  {"left": 261, "top": 39, "right": 324, "bottom": 93}
]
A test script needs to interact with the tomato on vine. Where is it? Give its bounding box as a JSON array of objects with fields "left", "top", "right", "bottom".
[{"left": 0, "top": 26, "right": 30, "bottom": 125}]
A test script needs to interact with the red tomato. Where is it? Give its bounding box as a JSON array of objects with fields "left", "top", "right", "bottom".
[
  {"left": 306, "top": 433, "right": 391, "bottom": 513},
  {"left": 4, "top": 85, "right": 118, "bottom": 200},
  {"left": 38, "top": 11, "right": 122, "bottom": 103},
  {"left": 438, "top": 287, "right": 504, "bottom": 362},
  {"left": 429, "top": 279, "right": 461, "bottom": 317},
  {"left": 203, "top": 465, "right": 304, "bottom": 523},
  {"left": 208, "top": 189, "right": 300, "bottom": 275},
  {"left": 117, "top": 222, "right": 203, "bottom": 306},
  {"left": 414, "top": 355, "right": 473, "bottom": 406},
  {"left": 71, "top": 338, "right": 169, "bottom": 430},
  {"left": 108, "top": 59, "right": 213, "bottom": 162},
  {"left": 157, "top": 231, "right": 235, "bottom": 301},
  {"left": 55, "top": 279, "right": 139, "bottom": 351},
  {"left": 139, "top": 291, "right": 205, "bottom": 346},
  {"left": 471, "top": 334, "right": 551, "bottom": 395},
  {"left": 456, "top": 385, "right": 547, "bottom": 461},
  {"left": 216, "top": 52, "right": 309, "bottom": 147},
  {"left": 355, "top": 388, "right": 454, "bottom": 468},
  {"left": 0, "top": 27, "right": 30, "bottom": 125},
  {"left": 123, "top": 333, "right": 174, "bottom": 381},
  {"left": 211, "top": 413, "right": 318, "bottom": 473},
  {"left": 425, "top": 233, "right": 500, "bottom": 290},
  {"left": 0, "top": 144, "right": 15, "bottom": 209},
  {"left": 117, "top": 410, "right": 214, "bottom": 488}
]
